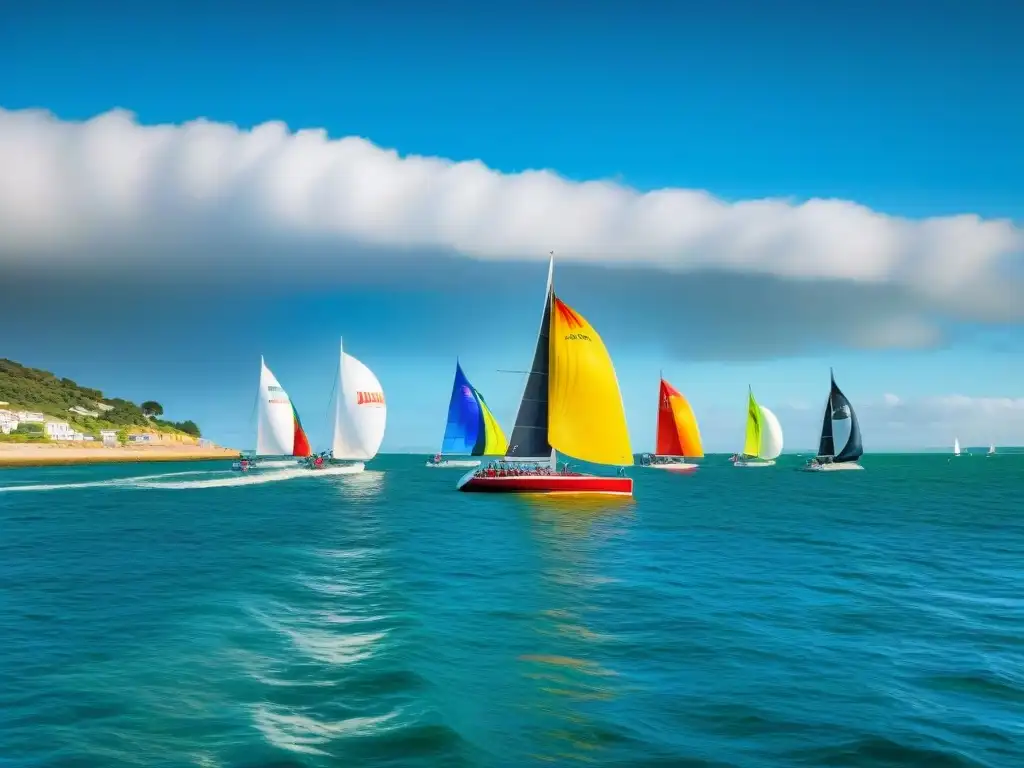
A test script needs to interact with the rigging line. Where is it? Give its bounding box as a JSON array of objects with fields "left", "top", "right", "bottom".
[
  {"left": 325, "top": 367, "right": 339, "bottom": 424},
  {"left": 249, "top": 382, "right": 259, "bottom": 424}
]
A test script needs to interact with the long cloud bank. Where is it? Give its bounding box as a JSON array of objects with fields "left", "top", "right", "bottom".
[{"left": 1, "top": 107, "right": 1022, "bottom": 357}]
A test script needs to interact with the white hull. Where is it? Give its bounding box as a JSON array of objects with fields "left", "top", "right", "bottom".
[
  {"left": 426, "top": 459, "right": 481, "bottom": 468},
  {"left": 801, "top": 461, "right": 864, "bottom": 472},
  {"left": 304, "top": 459, "right": 365, "bottom": 473},
  {"left": 734, "top": 459, "right": 776, "bottom": 468},
  {"left": 259, "top": 458, "right": 304, "bottom": 468}
]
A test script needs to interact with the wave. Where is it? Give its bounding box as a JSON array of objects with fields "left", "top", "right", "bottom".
[{"left": 252, "top": 704, "right": 403, "bottom": 757}]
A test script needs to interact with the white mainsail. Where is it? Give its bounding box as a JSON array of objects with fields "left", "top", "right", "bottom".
[
  {"left": 256, "top": 357, "right": 296, "bottom": 457},
  {"left": 953, "top": 437, "right": 961, "bottom": 456},
  {"left": 988, "top": 443, "right": 996, "bottom": 455},
  {"left": 757, "top": 404, "right": 784, "bottom": 460},
  {"left": 329, "top": 338, "right": 387, "bottom": 461}
]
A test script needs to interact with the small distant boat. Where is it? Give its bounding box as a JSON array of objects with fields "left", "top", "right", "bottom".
[
  {"left": 801, "top": 369, "right": 864, "bottom": 472},
  {"left": 987, "top": 443, "right": 996, "bottom": 456},
  {"left": 233, "top": 356, "right": 312, "bottom": 471},
  {"left": 639, "top": 377, "right": 702, "bottom": 474},
  {"left": 457, "top": 254, "right": 634, "bottom": 495},
  {"left": 308, "top": 338, "right": 386, "bottom": 472},
  {"left": 953, "top": 437, "right": 961, "bottom": 457},
  {"left": 733, "top": 387, "right": 783, "bottom": 467},
  {"left": 427, "top": 361, "right": 507, "bottom": 468}
]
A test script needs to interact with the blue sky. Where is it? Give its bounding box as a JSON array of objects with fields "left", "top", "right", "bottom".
[{"left": 1, "top": 0, "right": 1022, "bottom": 452}]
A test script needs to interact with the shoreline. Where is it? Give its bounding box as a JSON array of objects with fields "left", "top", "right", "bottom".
[{"left": 0, "top": 444, "right": 238, "bottom": 468}]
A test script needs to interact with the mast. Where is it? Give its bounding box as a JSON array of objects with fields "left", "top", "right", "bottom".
[{"left": 504, "top": 252, "right": 556, "bottom": 466}]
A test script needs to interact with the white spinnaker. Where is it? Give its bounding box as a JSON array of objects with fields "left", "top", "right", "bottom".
[
  {"left": 757, "top": 405, "right": 784, "bottom": 460},
  {"left": 256, "top": 357, "right": 295, "bottom": 457},
  {"left": 329, "top": 339, "right": 387, "bottom": 461}
]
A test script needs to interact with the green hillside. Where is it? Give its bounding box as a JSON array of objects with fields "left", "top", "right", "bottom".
[{"left": 0, "top": 358, "right": 201, "bottom": 441}]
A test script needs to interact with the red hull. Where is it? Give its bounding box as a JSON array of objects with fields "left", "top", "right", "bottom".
[{"left": 456, "top": 471, "right": 633, "bottom": 496}]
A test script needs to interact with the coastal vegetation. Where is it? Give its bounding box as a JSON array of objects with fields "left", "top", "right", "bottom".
[{"left": 0, "top": 359, "right": 202, "bottom": 442}]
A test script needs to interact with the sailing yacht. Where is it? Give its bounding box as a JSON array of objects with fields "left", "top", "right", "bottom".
[
  {"left": 639, "top": 377, "right": 702, "bottom": 473},
  {"left": 801, "top": 369, "right": 864, "bottom": 472},
  {"left": 457, "top": 253, "right": 634, "bottom": 495},
  {"left": 232, "top": 356, "right": 311, "bottom": 471},
  {"left": 427, "top": 360, "right": 507, "bottom": 468},
  {"left": 987, "top": 443, "right": 996, "bottom": 457},
  {"left": 953, "top": 437, "right": 962, "bottom": 457},
  {"left": 307, "top": 338, "right": 386, "bottom": 472},
  {"left": 734, "top": 387, "right": 784, "bottom": 467}
]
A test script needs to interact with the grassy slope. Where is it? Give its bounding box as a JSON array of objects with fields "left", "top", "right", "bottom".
[{"left": 0, "top": 358, "right": 201, "bottom": 441}]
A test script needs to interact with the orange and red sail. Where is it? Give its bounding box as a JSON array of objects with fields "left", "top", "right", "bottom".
[
  {"left": 292, "top": 404, "right": 311, "bottom": 457},
  {"left": 655, "top": 378, "right": 703, "bottom": 458}
]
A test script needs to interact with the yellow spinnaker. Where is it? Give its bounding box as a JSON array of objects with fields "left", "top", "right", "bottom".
[
  {"left": 548, "top": 295, "right": 633, "bottom": 466},
  {"left": 478, "top": 393, "right": 508, "bottom": 456}
]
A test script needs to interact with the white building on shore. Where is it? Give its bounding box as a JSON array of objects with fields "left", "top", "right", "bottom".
[
  {"left": 0, "top": 408, "right": 18, "bottom": 435},
  {"left": 45, "top": 421, "right": 85, "bottom": 441}
]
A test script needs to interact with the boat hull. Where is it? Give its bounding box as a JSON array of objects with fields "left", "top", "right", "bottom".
[
  {"left": 456, "top": 469, "right": 633, "bottom": 495},
  {"left": 644, "top": 463, "right": 698, "bottom": 474},
  {"left": 426, "top": 459, "right": 481, "bottom": 469},
  {"left": 800, "top": 461, "right": 864, "bottom": 472},
  {"left": 734, "top": 459, "right": 776, "bottom": 468}
]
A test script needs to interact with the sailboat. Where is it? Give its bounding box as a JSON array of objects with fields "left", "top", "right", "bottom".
[
  {"left": 233, "top": 356, "right": 311, "bottom": 471},
  {"left": 987, "top": 443, "right": 996, "bottom": 457},
  {"left": 953, "top": 437, "right": 962, "bottom": 457},
  {"left": 733, "top": 387, "right": 784, "bottom": 467},
  {"left": 307, "top": 338, "right": 386, "bottom": 471},
  {"left": 456, "top": 254, "right": 634, "bottom": 495},
  {"left": 801, "top": 369, "right": 864, "bottom": 472},
  {"left": 426, "top": 361, "right": 507, "bottom": 468},
  {"left": 639, "top": 377, "right": 703, "bottom": 473}
]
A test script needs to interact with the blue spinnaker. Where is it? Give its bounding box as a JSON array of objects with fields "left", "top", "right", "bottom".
[{"left": 441, "top": 362, "right": 483, "bottom": 454}]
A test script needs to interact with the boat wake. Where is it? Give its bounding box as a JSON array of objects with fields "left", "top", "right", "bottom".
[
  {"left": 132, "top": 464, "right": 365, "bottom": 490},
  {"left": 0, "top": 469, "right": 220, "bottom": 494},
  {"left": 0, "top": 464, "right": 365, "bottom": 493}
]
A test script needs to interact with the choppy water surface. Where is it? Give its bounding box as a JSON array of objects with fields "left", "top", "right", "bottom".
[{"left": 1, "top": 454, "right": 1022, "bottom": 767}]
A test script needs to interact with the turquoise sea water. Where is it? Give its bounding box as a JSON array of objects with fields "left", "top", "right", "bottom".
[{"left": 1, "top": 454, "right": 1022, "bottom": 767}]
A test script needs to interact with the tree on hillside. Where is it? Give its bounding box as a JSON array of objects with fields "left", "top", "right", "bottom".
[
  {"left": 175, "top": 420, "right": 201, "bottom": 437},
  {"left": 141, "top": 401, "right": 164, "bottom": 418}
]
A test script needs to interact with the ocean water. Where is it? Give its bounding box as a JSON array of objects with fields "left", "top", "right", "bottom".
[{"left": 1, "top": 454, "right": 1022, "bottom": 768}]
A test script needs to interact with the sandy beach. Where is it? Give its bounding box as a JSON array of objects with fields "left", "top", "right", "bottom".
[{"left": 0, "top": 442, "right": 239, "bottom": 468}]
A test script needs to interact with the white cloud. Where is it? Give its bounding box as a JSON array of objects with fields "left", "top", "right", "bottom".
[{"left": 0, "top": 107, "right": 1022, "bottom": 357}]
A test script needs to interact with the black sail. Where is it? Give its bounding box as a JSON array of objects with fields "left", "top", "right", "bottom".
[
  {"left": 505, "top": 273, "right": 554, "bottom": 462},
  {"left": 832, "top": 379, "right": 864, "bottom": 462},
  {"left": 817, "top": 393, "right": 835, "bottom": 458}
]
